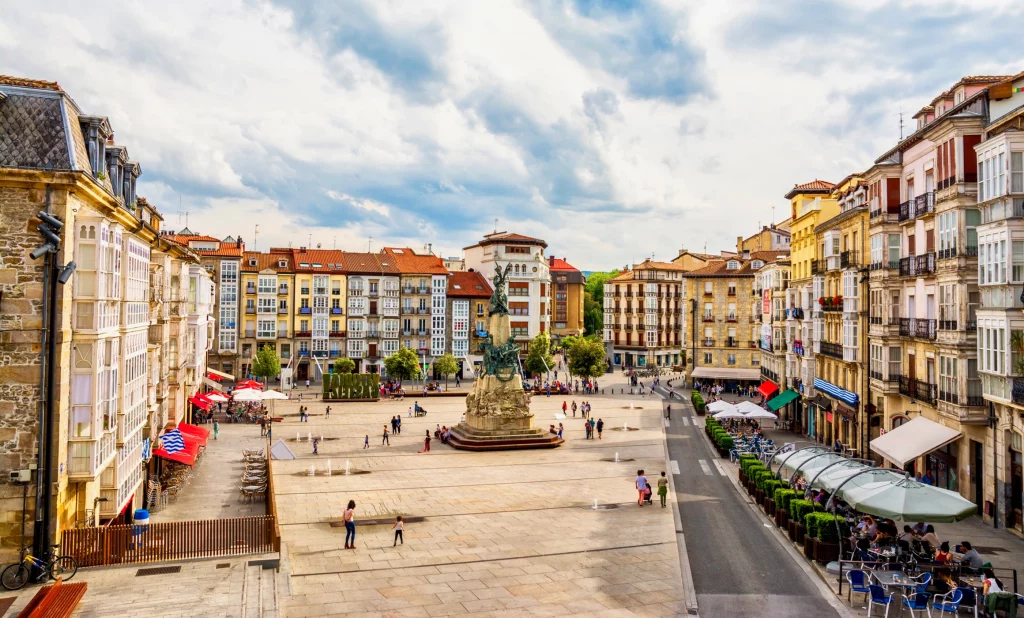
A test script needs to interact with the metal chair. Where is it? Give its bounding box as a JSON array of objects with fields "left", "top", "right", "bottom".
[
  {"left": 846, "top": 569, "right": 870, "bottom": 608},
  {"left": 929, "top": 589, "right": 963, "bottom": 617},
  {"left": 900, "top": 591, "right": 929, "bottom": 618},
  {"left": 956, "top": 587, "right": 977, "bottom": 618},
  {"left": 911, "top": 572, "right": 932, "bottom": 595},
  {"left": 868, "top": 584, "right": 895, "bottom": 617}
]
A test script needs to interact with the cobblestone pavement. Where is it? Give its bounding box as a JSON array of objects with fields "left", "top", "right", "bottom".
[{"left": 275, "top": 375, "right": 689, "bottom": 617}]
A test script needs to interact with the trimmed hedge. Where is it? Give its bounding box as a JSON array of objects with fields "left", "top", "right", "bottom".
[
  {"left": 762, "top": 479, "right": 782, "bottom": 500},
  {"left": 741, "top": 458, "right": 763, "bottom": 476},
  {"left": 806, "top": 512, "right": 848, "bottom": 544},
  {"left": 691, "top": 391, "right": 706, "bottom": 414},
  {"left": 717, "top": 434, "right": 734, "bottom": 450},
  {"left": 775, "top": 488, "right": 797, "bottom": 512},
  {"left": 789, "top": 499, "right": 817, "bottom": 526},
  {"left": 753, "top": 470, "right": 774, "bottom": 490}
]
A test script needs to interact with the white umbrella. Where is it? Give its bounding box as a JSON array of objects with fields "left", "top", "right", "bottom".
[
  {"left": 743, "top": 409, "right": 778, "bottom": 420},
  {"left": 205, "top": 392, "right": 229, "bottom": 403},
  {"left": 706, "top": 400, "right": 735, "bottom": 412},
  {"left": 232, "top": 388, "right": 264, "bottom": 401},
  {"left": 735, "top": 400, "right": 765, "bottom": 415},
  {"left": 261, "top": 390, "right": 289, "bottom": 400},
  {"left": 840, "top": 477, "right": 978, "bottom": 523}
]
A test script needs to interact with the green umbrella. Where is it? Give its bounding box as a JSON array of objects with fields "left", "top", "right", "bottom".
[{"left": 840, "top": 477, "right": 978, "bottom": 523}]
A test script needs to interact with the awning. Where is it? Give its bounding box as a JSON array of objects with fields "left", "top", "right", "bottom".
[
  {"left": 187, "top": 396, "right": 212, "bottom": 412},
  {"left": 153, "top": 441, "right": 198, "bottom": 466},
  {"left": 207, "top": 368, "right": 235, "bottom": 381},
  {"left": 203, "top": 376, "right": 225, "bottom": 391},
  {"left": 806, "top": 393, "right": 832, "bottom": 410},
  {"left": 814, "top": 378, "right": 859, "bottom": 406},
  {"left": 869, "top": 416, "right": 962, "bottom": 469},
  {"left": 767, "top": 389, "right": 800, "bottom": 411},
  {"left": 205, "top": 371, "right": 224, "bottom": 382},
  {"left": 690, "top": 367, "right": 761, "bottom": 380},
  {"left": 757, "top": 381, "right": 779, "bottom": 398},
  {"left": 178, "top": 423, "right": 210, "bottom": 445}
]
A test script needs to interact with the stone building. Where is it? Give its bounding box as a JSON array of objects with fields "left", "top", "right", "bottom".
[
  {"left": 239, "top": 250, "right": 295, "bottom": 384},
  {"left": 548, "top": 256, "right": 586, "bottom": 343},
  {"left": 603, "top": 259, "right": 686, "bottom": 369},
  {"left": 288, "top": 249, "right": 346, "bottom": 381},
  {"left": 754, "top": 256, "right": 791, "bottom": 404},
  {"left": 446, "top": 270, "right": 493, "bottom": 377}
]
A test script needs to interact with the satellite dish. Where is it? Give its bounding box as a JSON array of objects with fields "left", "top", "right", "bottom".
[{"left": 317, "top": 243, "right": 322, "bottom": 248}]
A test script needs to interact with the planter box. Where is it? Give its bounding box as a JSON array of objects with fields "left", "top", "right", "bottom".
[
  {"left": 813, "top": 540, "right": 840, "bottom": 564},
  {"left": 755, "top": 489, "right": 764, "bottom": 504},
  {"left": 739, "top": 470, "right": 747, "bottom": 484},
  {"left": 776, "top": 508, "right": 788, "bottom": 529},
  {"left": 746, "top": 480, "right": 756, "bottom": 495},
  {"left": 788, "top": 521, "right": 805, "bottom": 544},
  {"left": 803, "top": 535, "right": 815, "bottom": 560},
  {"left": 765, "top": 498, "right": 775, "bottom": 517}
]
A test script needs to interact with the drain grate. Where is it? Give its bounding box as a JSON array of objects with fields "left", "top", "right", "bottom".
[
  {"left": 136, "top": 565, "right": 181, "bottom": 577},
  {"left": 216, "top": 563, "right": 231, "bottom": 569}
]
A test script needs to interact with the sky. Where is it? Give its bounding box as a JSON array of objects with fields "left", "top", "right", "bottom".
[{"left": 2, "top": 0, "right": 1022, "bottom": 270}]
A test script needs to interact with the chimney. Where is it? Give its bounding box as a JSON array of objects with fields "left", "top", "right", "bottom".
[
  {"left": 737, "top": 236, "right": 743, "bottom": 253},
  {"left": 743, "top": 250, "right": 750, "bottom": 260},
  {"left": 678, "top": 248, "right": 687, "bottom": 257}
]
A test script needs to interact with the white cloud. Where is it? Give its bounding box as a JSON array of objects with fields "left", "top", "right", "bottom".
[{"left": 325, "top": 191, "right": 391, "bottom": 217}]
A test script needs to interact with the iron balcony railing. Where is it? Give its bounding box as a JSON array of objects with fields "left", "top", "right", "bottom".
[
  {"left": 1013, "top": 377, "right": 1024, "bottom": 406},
  {"left": 939, "top": 319, "right": 958, "bottom": 331},
  {"left": 899, "top": 318, "right": 937, "bottom": 340},
  {"left": 938, "top": 245, "right": 958, "bottom": 260},
  {"left": 819, "top": 341, "right": 843, "bottom": 359},
  {"left": 898, "top": 200, "right": 913, "bottom": 222},
  {"left": 701, "top": 338, "right": 715, "bottom": 347},
  {"left": 840, "top": 251, "right": 860, "bottom": 269},
  {"left": 915, "top": 191, "right": 935, "bottom": 217}
]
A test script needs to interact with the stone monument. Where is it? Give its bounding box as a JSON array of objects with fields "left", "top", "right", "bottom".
[{"left": 447, "top": 264, "right": 563, "bottom": 450}]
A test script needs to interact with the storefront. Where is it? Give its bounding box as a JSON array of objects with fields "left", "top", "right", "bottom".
[{"left": 1009, "top": 432, "right": 1023, "bottom": 532}]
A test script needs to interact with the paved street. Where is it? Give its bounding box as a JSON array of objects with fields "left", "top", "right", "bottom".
[{"left": 656, "top": 386, "right": 842, "bottom": 618}]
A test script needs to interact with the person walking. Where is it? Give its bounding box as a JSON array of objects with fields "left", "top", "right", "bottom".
[
  {"left": 635, "top": 470, "right": 648, "bottom": 507},
  {"left": 382, "top": 425, "right": 390, "bottom": 445},
  {"left": 395, "top": 415, "right": 401, "bottom": 435},
  {"left": 343, "top": 500, "right": 356, "bottom": 549},
  {"left": 596, "top": 418, "right": 604, "bottom": 439},
  {"left": 584, "top": 419, "right": 592, "bottom": 440},
  {"left": 455, "top": 376, "right": 460, "bottom": 388},
  {"left": 213, "top": 419, "right": 220, "bottom": 441},
  {"left": 658, "top": 471, "right": 669, "bottom": 508},
  {"left": 392, "top": 516, "right": 404, "bottom": 546},
  {"left": 364, "top": 434, "right": 369, "bottom": 449},
  {"left": 557, "top": 423, "right": 563, "bottom": 439},
  {"left": 325, "top": 405, "right": 331, "bottom": 419},
  {"left": 589, "top": 417, "right": 596, "bottom": 439},
  {"left": 665, "top": 404, "right": 671, "bottom": 420},
  {"left": 571, "top": 401, "right": 577, "bottom": 417},
  {"left": 266, "top": 420, "right": 272, "bottom": 440},
  {"left": 419, "top": 430, "right": 431, "bottom": 453},
  {"left": 259, "top": 415, "right": 266, "bottom": 437},
  {"left": 312, "top": 437, "right": 319, "bottom": 455},
  {"left": 561, "top": 401, "right": 567, "bottom": 416}
]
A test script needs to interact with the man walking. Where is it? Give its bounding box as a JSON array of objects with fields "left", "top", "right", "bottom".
[
  {"left": 382, "top": 425, "right": 390, "bottom": 446},
  {"left": 665, "top": 404, "right": 671, "bottom": 420}
]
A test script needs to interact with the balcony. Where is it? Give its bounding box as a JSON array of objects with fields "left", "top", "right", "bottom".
[
  {"left": 331, "top": 307, "right": 343, "bottom": 314},
  {"left": 939, "top": 319, "right": 958, "bottom": 331},
  {"left": 726, "top": 314, "right": 738, "bottom": 322},
  {"left": 295, "top": 330, "right": 311, "bottom": 337},
  {"left": 245, "top": 306, "right": 255, "bottom": 314},
  {"left": 418, "top": 286, "right": 430, "bottom": 295},
  {"left": 1014, "top": 377, "right": 1024, "bottom": 406},
  {"left": 299, "top": 307, "right": 311, "bottom": 315},
  {"left": 726, "top": 339, "right": 740, "bottom": 348},
  {"left": 702, "top": 315, "right": 714, "bottom": 322},
  {"left": 811, "top": 260, "right": 823, "bottom": 275},
  {"left": 826, "top": 255, "right": 841, "bottom": 271},
  {"left": 366, "top": 331, "right": 380, "bottom": 339},
  {"left": 786, "top": 307, "right": 805, "bottom": 320},
  {"left": 914, "top": 191, "right": 935, "bottom": 217},
  {"left": 898, "top": 318, "right": 936, "bottom": 340},
  {"left": 819, "top": 341, "right": 843, "bottom": 359},
  {"left": 898, "top": 200, "right": 913, "bottom": 222},
  {"left": 329, "top": 331, "right": 345, "bottom": 338},
  {"left": 417, "top": 328, "right": 430, "bottom": 336},
  {"left": 916, "top": 253, "right": 936, "bottom": 275},
  {"left": 749, "top": 340, "right": 758, "bottom": 348},
  {"left": 279, "top": 285, "right": 289, "bottom": 295},
  {"left": 938, "top": 246, "right": 958, "bottom": 261},
  {"left": 402, "top": 286, "right": 414, "bottom": 294},
  {"left": 301, "top": 288, "right": 310, "bottom": 295},
  {"left": 760, "top": 366, "right": 778, "bottom": 383},
  {"left": 701, "top": 338, "right": 715, "bottom": 347},
  {"left": 418, "top": 308, "right": 429, "bottom": 314},
  {"left": 840, "top": 251, "right": 860, "bottom": 269},
  {"left": 245, "top": 285, "right": 256, "bottom": 295}
]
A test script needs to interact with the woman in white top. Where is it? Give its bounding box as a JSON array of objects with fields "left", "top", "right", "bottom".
[
  {"left": 919, "top": 524, "right": 941, "bottom": 551},
  {"left": 343, "top": 500, "right": 356, "bottom": 549},
  {"left": 982, "top": 568, "right": 1002, "bottom": 595}
]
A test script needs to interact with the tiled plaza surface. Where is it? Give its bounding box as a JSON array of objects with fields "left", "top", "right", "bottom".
[{"left": 274, "top": 375, "right": 688, "bottom": 617}]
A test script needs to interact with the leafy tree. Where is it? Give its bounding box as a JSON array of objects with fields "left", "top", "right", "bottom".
[
  {"left": 568, "top": 337, "right": 606, "bottom": 380},
  {"left": 251, "top": 344, "right": 281, "bottom": 382},
  {"left": 582, "top": 270, "right": 617, "bottom": 336},
  {"left": 584, "top": 270, "right": 618, "bottom": 305},
  {"left": 524, "top": 331, "right": 554, "bottom": 376},
  {"left": 434, "top": 353, "right": 460, "bottom": 391},
  {"left": 333, "top": 357, "right": 355, "bottom": 374},
  {"left": 384, "top": 346, "right": 422, "bottom": 381}
]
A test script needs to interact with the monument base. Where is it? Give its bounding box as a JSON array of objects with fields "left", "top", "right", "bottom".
[{"left": 447, "top": 422, "right": 564, "bottom": 451}]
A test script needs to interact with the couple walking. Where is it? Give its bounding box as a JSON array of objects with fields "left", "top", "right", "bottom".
[{"left": 635, "top": 470, "right": 669, "bottom": 507}]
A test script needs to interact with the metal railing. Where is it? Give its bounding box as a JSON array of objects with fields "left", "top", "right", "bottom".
[
  {"left": 840, "top": 251, "right": 859, "bottom": 269},
  {"left": 819, "top": 341, "right": 843, "bottom": 359}
]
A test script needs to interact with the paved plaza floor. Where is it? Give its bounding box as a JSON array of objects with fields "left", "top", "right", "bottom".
[{"left": 274, "top": 376, "right": 689, "bottom": 617}]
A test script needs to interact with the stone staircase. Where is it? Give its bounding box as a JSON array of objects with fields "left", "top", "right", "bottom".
[
  {"left": 242, "top": 560, "right": 278, "bottom": 618},
  {"left": 447, "top": 423, "right": 564, "bottom": 450}
]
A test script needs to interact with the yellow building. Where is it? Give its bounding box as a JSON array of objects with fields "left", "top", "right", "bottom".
[
  {"left": 239, "top": 250, "right": 295, "bottom": 384},
  {"left": 812, "top": 174, "right": 871, "bottom": 455},
  {"left": 783, "top": 180, "right": 839, "bottom": 437},
  {"left": 548, "top": 256, "right": 585, "bottom": 342},
  {"left": 290, "top": 249, "right": 346, "bottom": 382}
]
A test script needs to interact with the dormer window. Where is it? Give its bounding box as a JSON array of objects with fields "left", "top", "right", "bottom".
[
  {"left": 278, "top": 260, "right": 287, "bottom": 268},
  {"left": 249, "top": 259, "right": 258, "bottom": 266},
  {"left": 79, "top": 115, "right": 111, "bottom": 178},
  {"left": 752, "top": 260, "right": 764, "bottom": 270},
  {"left": 727, "top": 261, "right": 739, "bottom": 270}
]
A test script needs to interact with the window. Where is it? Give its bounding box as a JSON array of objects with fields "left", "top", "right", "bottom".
[
  {"left": 938, "top": 211, "right": 957, "bottom": 252},
  {"left": 728, "top": 282, "right": 736, "bottom": 295},
  {"left": 939, "top": 284, "right": 956, "bottom": 323},
  {"left": 727, "top": 354, "right": 736, "bottom": 365},
  {"left": 257, "top": 318, "right": 276, "bottom": 339},
  {"left": 870, "top": 344, "right": 882, "bottom": 376},
  {"left": 1014, "top": 241, "right": 1024, "bottom": 282},
  {"left": 704, "top": 281, "right": 713, "bottom": 294},
  {"left": 727, "top": 303, "right": 736, "bottom": 320},
  {"left": 1012, "top": 152, "right": 1024, "bottom": 193},
  {"left": 940, "top": 356, "right": 957, "bottom": 397},
  {"left": 704, "top": 352, "right": 712, "bottom": 364},
  {"left": 888, "top": 346, "right": 902, "bottom": 379},
  {"left": 727, "top": 261, "right": 739, "bottom": 270},
  {"left": 703, "top": 302, "right": 712, "bottom": 319},
  {"left": 870, "top": 234, "right": 883, "bottom": 265}
]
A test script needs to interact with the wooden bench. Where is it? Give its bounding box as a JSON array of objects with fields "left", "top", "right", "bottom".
[{"left": 16, "top": 577, "right": 87, "bottom": 618}]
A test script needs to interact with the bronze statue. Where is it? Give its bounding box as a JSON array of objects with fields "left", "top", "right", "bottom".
[{"left": 489, "top": 262, "right": 513, "bottom": 317}]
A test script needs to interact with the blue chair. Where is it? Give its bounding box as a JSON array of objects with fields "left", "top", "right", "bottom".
[
  {"left": 846, "top": 569, "right": 870, "bottom": 607},
  {"left": 957, "top": 587, "right": 977, "bottom": 617},
  {"left": 929, "top": 589, "right": 963, "bottom": 617},
  {"left": 901, "top": 592, "right": 929, "bottom": 617},
  {"left": 912, "top": 572, "right": 932, "bottom": 594},
  {"left": 868, "top": 584, "right": 895, "bottom": 617}
]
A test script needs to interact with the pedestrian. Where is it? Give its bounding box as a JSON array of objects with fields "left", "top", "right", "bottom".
[
  {"left": 455, "top": 376, "right": 460, "bottom": 388},
  {"left": 419, "top": 430, "right": 431, "bottom": 453},
  {"left": 213, "top": 419, "right": 220, "bottom": 440},
  {"left": 571, "top": 401, "right": 577, "bottom": 417},
  {"left": 266, "top": 421, "right": 272, "bottom": 440},
  {"left": 396, "top": 415, "right": 401, "bottom": 434},
  {"left": 596, "top": 418, "right": 604, "bottom": 439},
  {"left": 259, "top": 415, "right": 266, "bottom": 437},
  {"left": 636, "top": 470, "right": 648, "bottom": 507},
  {"left": 665, "top": 404, "right": 671, "bottom": 419},
  {"left": 589, "top": 417, "right": 596, "bottom": 438},
  {"left": 306, "top": 379, "right": 310, "bottom": 389},
  {"left": 325, "top": 406, "right": 331, "bottom": 419},
  {"left": 658, "top": 471, "right": 668, "bottom": 508},
  {"left": 343, "top": 500, "right": 356, "bottom": 549},
  {"left": 561, "top": 401, "right": 567, "bottom": 416},
  {"left": 584, "top": 420, "right": 592, "bottom": 439},
  {"left": 392, "top": 515, "right": 404, "bottom": 546},
  {"left": 364, "top": 434, "right": 369, "bottom": 449},
  {"left": 382, "top": 425, "right": 390, "bottom": 445},
  {"left": 312, "top": 437, "right": 319, "bottom": 455},
  {"left": 557, "top": 423, "right": 563, "bottom": 439}
]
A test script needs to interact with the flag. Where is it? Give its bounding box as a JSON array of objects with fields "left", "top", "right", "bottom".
[{"left": 161, "top": 429, "right": 186, "bottom": 454}]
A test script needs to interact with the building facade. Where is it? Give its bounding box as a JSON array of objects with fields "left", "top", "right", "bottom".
[
  {"left": 383, "top": 247, "right": 449, "bottom": 375},
  {"left": 288, "top": 250, "right": 346, "bottom": 381},
  {"left": 755, "top": 257, "right": 791, "bottom": 401},
  {"left": 604, "top": 259, "right": 686, "bottom": 369},
  {"left": 548, "top": 256, "right": 586, "bottom": 343},
  {"left": 446, "top": 270, "right": 493, "bottom": 377},
  {"left": 239, "top": 250, "right": 294, "bottom": 384},
  {"left": 342, "top": 252, "right": 399, "bottom": 373}
]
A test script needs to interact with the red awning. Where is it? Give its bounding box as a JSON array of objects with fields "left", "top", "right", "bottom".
[
  {"left": 206, "top": 371, "right": 224, "bottom": 382},
  {"left": 153, "top": 442, "right": 198, "bottom": 466},
  {"left": 757, "top": 381, "right": 779, "bottom": 398},
  {"left": 178, "top": 423, "right": 209, "bottom": 446},
  {"left": 188, "top": 396, "right": 212, "bottom": 412},
  {"left": 236, "top": 380, "right": 264, "bottom": 390}
]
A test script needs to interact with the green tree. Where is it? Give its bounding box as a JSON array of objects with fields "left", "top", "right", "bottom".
[
  {"left": 524, "top": 331, "right": 554, "bottom": 376},
  {"left": 567, "top": 337, "right": 606, "bottom": 380},
  {"left": 384, "top": 347, "right": 422, "bottom": 381},
  {"left": 584, "top": 270, "right": 618, "bottom": 305},
  {"left": 434, "top": 353, "right": 460, "bottom": 391},
  {"left": 333, "top": 357, "right": 355, "bottom": 374},
  {"left": 583, "top": 293, "right": 603, "bottom": 336},
  {"left": 251, "top": 344, "right": 281, "bottom": 382}
]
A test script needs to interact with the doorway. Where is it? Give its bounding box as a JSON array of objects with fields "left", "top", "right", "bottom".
[
  {"left": 1009, "top": 433, "right": 1022, "bottom": 531},
  {"left": 972, "top": 440, "right": 984, "bottom": 512},
  {"left": 296, "top": 362, "right": 308, "bottom": 382}
]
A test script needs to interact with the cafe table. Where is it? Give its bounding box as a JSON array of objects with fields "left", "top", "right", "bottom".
[{"left": 869, "top": 571, "right": 919, "bottom": 618}]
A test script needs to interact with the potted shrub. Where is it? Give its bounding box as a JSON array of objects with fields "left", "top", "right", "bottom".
[
  {"left": 745, "top": 463, "right": 765, "bottom": 495},
  {"left": 692, "top": 390, "right": 706, "bottom": 416},
  {"left": 809, "top": 512, "right": 846, "bottom": 564},
  {"left": 788, "top": 499, "right": 814, "bottom": 544},
  {"left": 774, "top": 487, "right": 796, "bottom": 529},
  {"left": 738, "top": 454, "right": 756, "bottom": 483},
  {"left": 762, "top": 479, "right": 781, "bottom": 515},
  {"left": 716, "top": 434, "right": 734, "bottom": 458},
  {"left": 803, "top": 511, "right": 818, "bottom": 559}
]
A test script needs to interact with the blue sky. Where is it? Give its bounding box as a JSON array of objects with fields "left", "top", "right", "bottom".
[{"left": 1, "top": 0, "right": 1021, "bottom": 269}]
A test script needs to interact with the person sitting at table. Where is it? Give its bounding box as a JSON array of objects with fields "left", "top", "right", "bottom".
[
  {"left": 919, "top": 524, "right": 940, "bottom": 552},
  {"left": 934, "top": 541, "right": 953, "bottom": 564},
  {"left": 898, "top": 525, "right": 916, "bottom": 545},
  {"left": 981, "top": 568, "right": 1003, "bottom": 595},
  {"left": 957, "top": 541, "right": 983, "bottom": 569},
  {"left": 934, "top": 568, "right": 956, "bottom": 593},
  {"left": 911, "top": 521, "right": 927, "bottom": 537}
]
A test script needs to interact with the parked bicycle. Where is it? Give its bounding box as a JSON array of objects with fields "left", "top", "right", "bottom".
[{"left": 1, "top": 545, "right": 78, "bottom": 590}]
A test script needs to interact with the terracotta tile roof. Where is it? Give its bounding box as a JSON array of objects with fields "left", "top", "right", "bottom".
[
  {"left": 0, "top": 76, "right": 61, "bottom": 91},
  {"left": 447, "top": 271, "right": 493, "bottom": 297},
  {"left": 165, "top": 234, "right": 221, "bottom": 244},
  {"left": 464, "top": 231, "right": 548, "bottom": 250},
  {"left": 342, "top": 252, "right": 400, "bottom": 275},
  {"left": 958, "top": 75, "right": 1011, "bottom": 85},
  {"left": 241, "top": 251, "right": 294, "bottom": 273},
  {"left": 633, "top": 258, "right": 689, "bottom": 272},
  {"left": 547, "top": 257, "right": 579, "bottom": 272},
  {"left": 288, "top": 249, "right": 346, "bottom": 273},
  {"left": 685, "top": 251, "right": 787, "bottom": 278},
  {"left": 199, "top": 242, "right": 244, "bottom": 258},
  {"left": 784, "top": 179, "right": 835, "bottom": 199},
  {"left": 382, "top": 247, "right": 449, "bottom": 275}
]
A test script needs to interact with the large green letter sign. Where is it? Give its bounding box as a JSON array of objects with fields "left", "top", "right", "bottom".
[{"left": 323, "top": 373, "right": 380, "bottom": 400}]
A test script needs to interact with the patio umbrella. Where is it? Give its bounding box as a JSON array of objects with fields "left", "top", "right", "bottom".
[
  {"left": 840, "top": 477, "right": 978, "bottom": 523},
  {"left": 774, "top": 447, "right": 828, "bottom": 478},
  {"left": 742, "top": 408, "right": 778, "bottom": 420},
  {"left": 711, "top": 403, "right": 745, "bottom": 419},
  {"left": 205, "top": 392, "right": 229, "bottom": 403},
  {"left": 232, "top": 388, "right": 264, "bottom": 402},
  {"left": 810, "top": 460, "right": 873, "bottom": 493},
  {"left": 735, "top": 401, "right": 766, "bottom": 415}
]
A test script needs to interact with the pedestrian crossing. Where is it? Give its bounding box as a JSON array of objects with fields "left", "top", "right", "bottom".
[
  {"left": 670, "top": 460, "right": 681, "bottom": 474},
  {"left": 698, "top": 459, "right": 713, "bottom": 475}
]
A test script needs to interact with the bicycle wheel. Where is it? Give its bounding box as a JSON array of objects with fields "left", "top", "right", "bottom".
[
  {"left": 49, "top": 556, "right": 78, "bottom": 581},
  {"left": 1, "top": 563, "right": 30, "bottom": 590}
]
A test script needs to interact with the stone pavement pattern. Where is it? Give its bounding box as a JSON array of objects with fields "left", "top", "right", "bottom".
[{"left": 275, "top": 377, "right": 689, "bottom": 617}]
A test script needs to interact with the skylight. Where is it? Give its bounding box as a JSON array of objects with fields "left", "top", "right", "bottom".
[
  {"left": 453, "top": 284, "right": 462, "bottom": 289},
  {"left": 392, "top": 249, "right": 404, "bottom": 253},
  {"left": 312, "top": 263, "right": 322, "bottom": 268},
  {"left": 299, "top": 262, "right": 310, "bottom": 267}
]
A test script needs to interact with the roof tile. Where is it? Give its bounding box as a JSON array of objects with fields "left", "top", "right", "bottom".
[{"left": 447, "top": 271, "right": 493, "bottom": 297}]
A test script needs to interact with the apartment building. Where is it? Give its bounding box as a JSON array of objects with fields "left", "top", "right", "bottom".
[
  {"left": 447, "top": 270, "right": 493, "bottom": 377},
  {"left": 784, "top": 181, "right": 839, "bottom": 436},
  {"left": 383, "top": 247, "right": 449, "bottom": 372},
  {"left": 812, "top": 175, "right": 870, "bottom": 456},
  {"left": 685, "top": 252, "right": 783, "bottom": 387},
  {"left": 288, "top": 250, "right": 346, "bottom": 381},
  {"left": 548, "top": 256, "right": 586, "bottom": 342},
  {"left": 343, "top": 252, "right": 399, "bottom": 373},
  {"left": 755, "top": 256, "right": 791, "bottom": 402},
  {"left": 239, "top": 250, "right": 294, "bottom": 382},
  {"left": 603, "top": 259, "right": 685, "bottom": 369},
  {"left": 464, "top": 232, "right": 550, "bottom": 356},
  {"left": 972, "top": 73, "right": 1024, "bottom": 534},
  {"left": 738, "top": 222, "right": 792, "bottom": 255}
]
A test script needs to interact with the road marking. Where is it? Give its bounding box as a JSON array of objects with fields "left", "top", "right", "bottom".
[
  {"left": 670, "top": 460, "right": 680, "bottom": 475},
  {"left": 711, "top": 459, "right": 730, "bottom": 476},
  {"left": 663, "top": 418, "right": 670, "bottom": 428},
  {"left": 690, "top": 415, "right": 698, "bottom": 423},
  {"left": 680, "top": 417, "right": 689, "bottom": 427},
  {"left": 698, "top": 459, "right": 712, "bottom": 476}
]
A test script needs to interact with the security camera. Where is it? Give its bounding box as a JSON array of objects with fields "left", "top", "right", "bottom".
[
  {"left": 57, "top": 261, "right": 77, "bottom": 285},
  {"left": 38, "top": 224, "right": 62, "bottom": 247},
  {"left": 37, "top": 211, "right": 64, "bottom": 230},
  {"left": 30, "top": 244, "right": 55, "bottom": 260}
]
